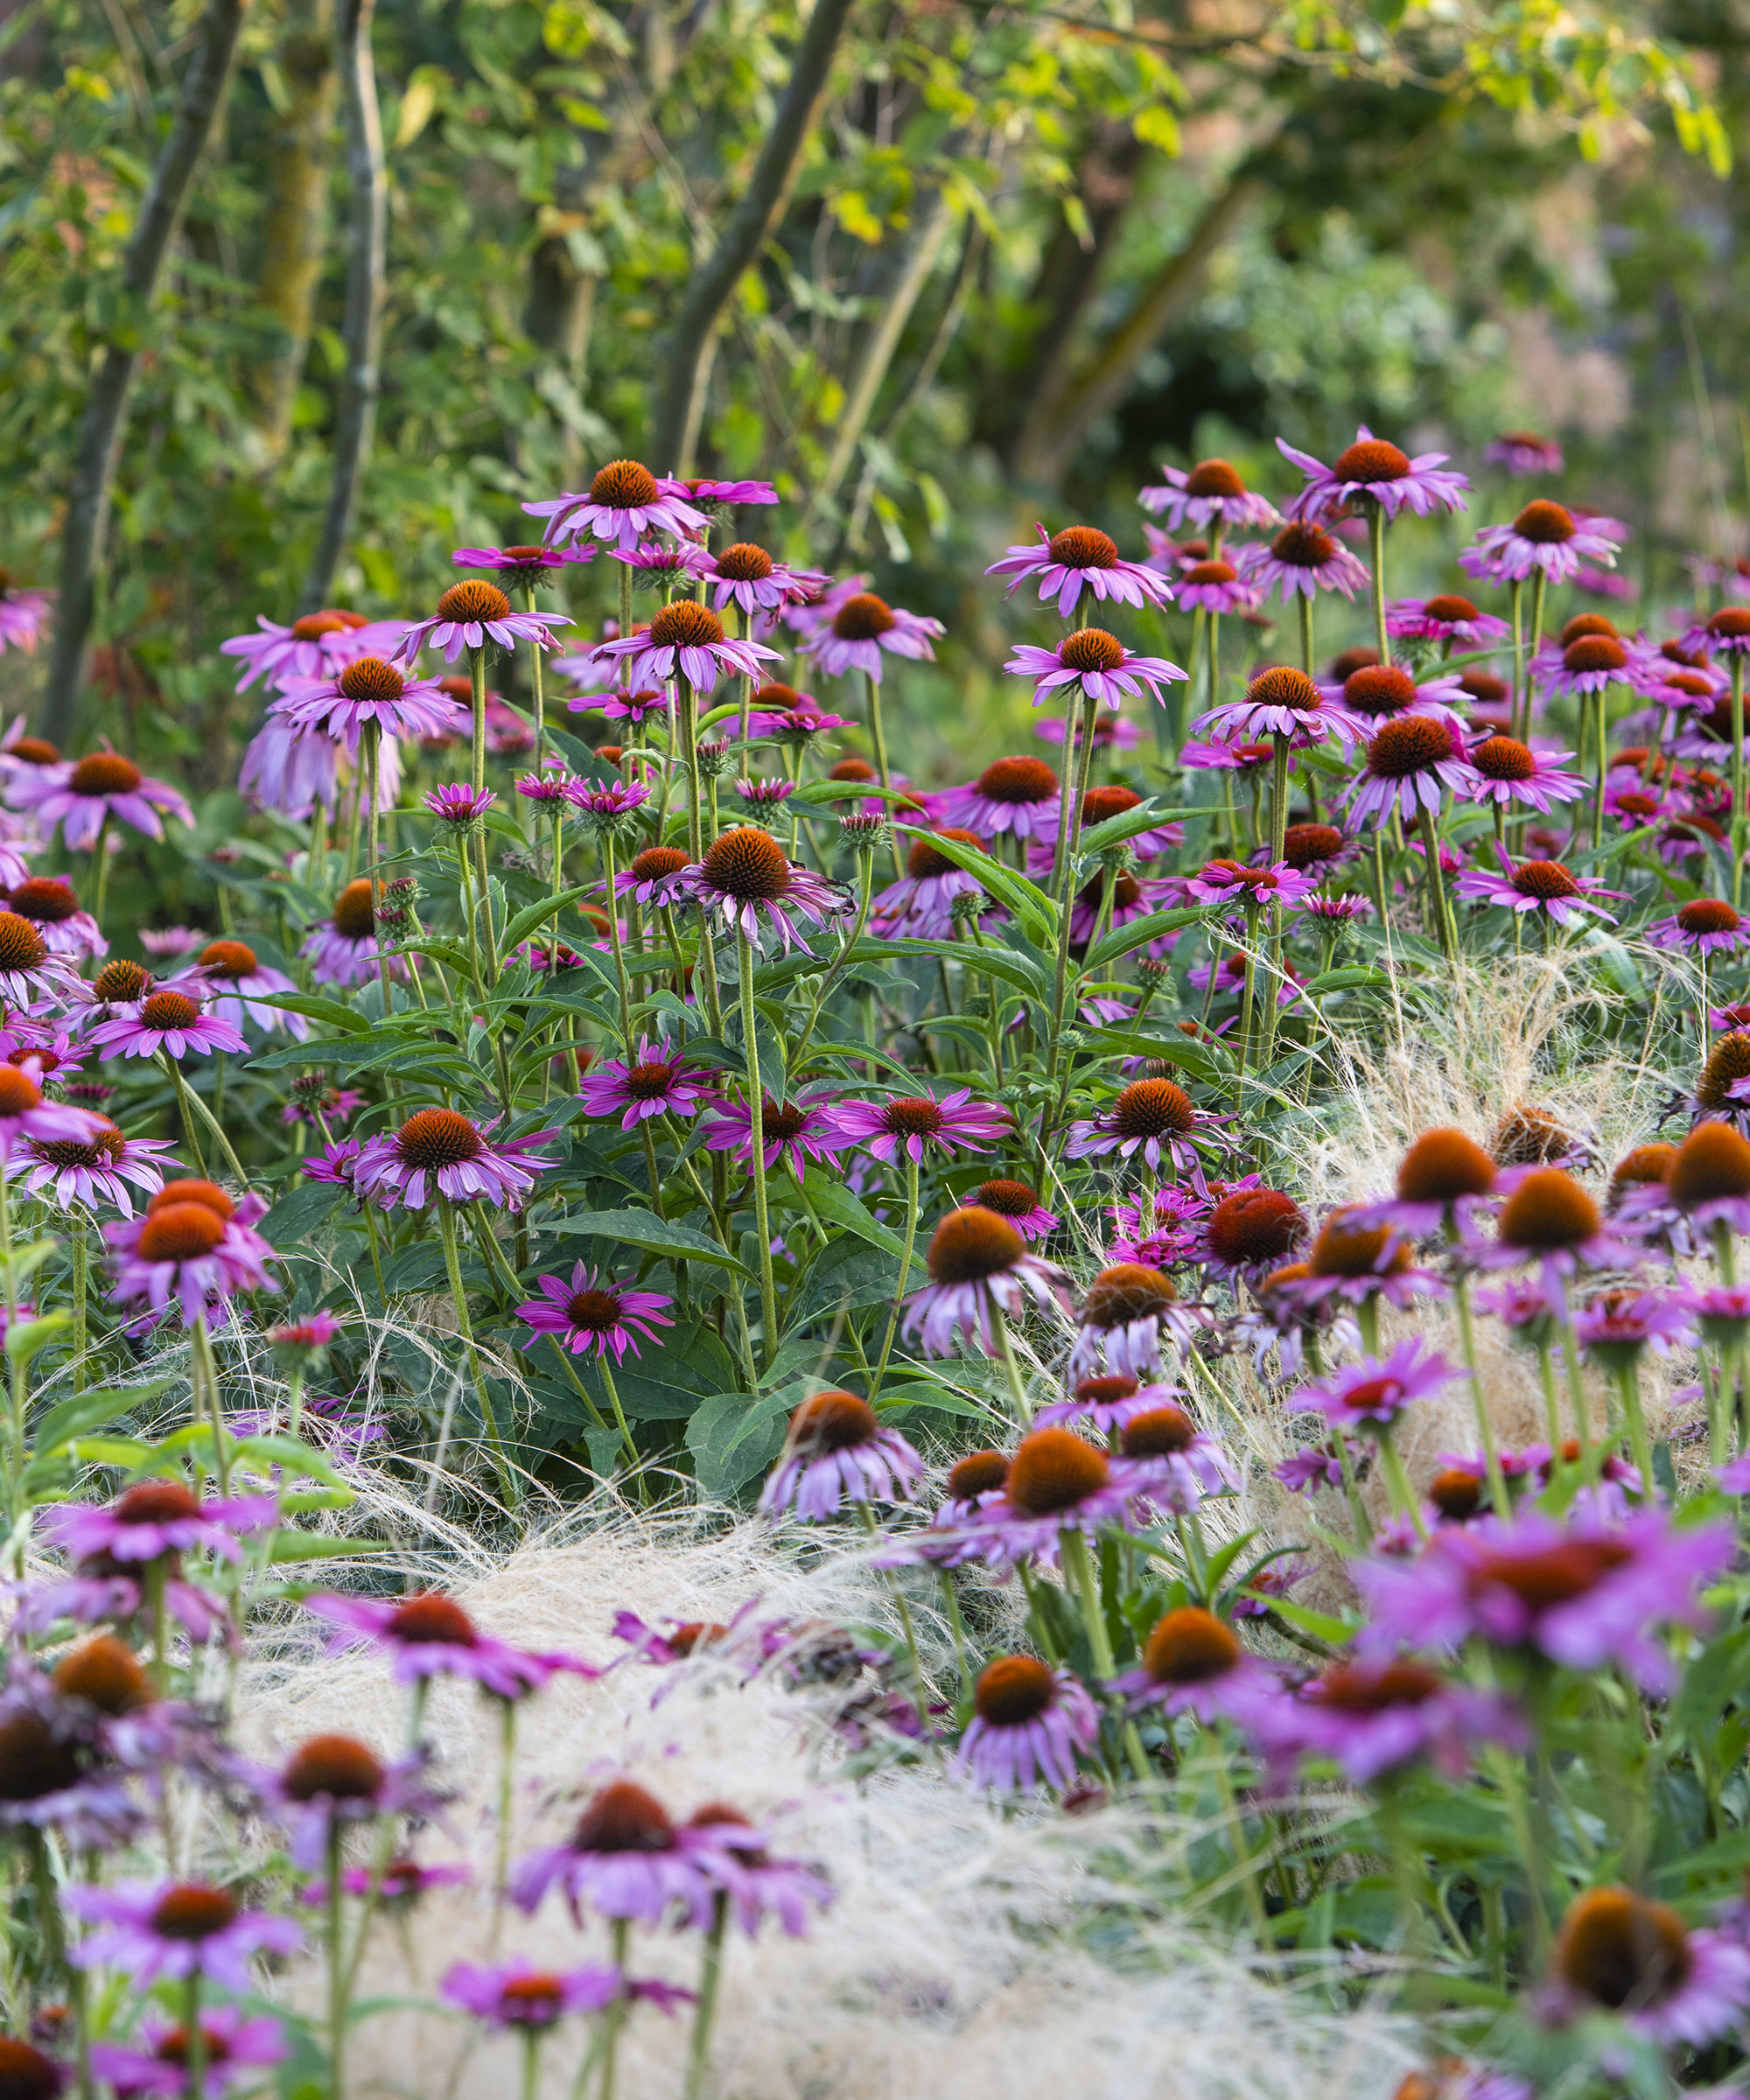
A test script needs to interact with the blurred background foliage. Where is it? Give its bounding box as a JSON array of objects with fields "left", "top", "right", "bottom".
[{"left": 1, "top": 0, "right": 1747, "bottom": 809}]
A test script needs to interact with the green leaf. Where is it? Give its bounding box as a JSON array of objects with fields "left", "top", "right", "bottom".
[
  {"left": 231, "top": 1436, "right": 348, "bottom": 1487},
  {"left": 895, "top": 829, "right": 1058, "bottom": 946},
  {"left": 259, "top": 1181, "right": 347, "bottom": 1250},
  {"left": 499, "top": 882, "right": 601, "bottom": 956},
  {"left": 892, "top": 934, "right": 1051, "bottom": 999},
  {"left": 1077, "top": 802, "right": 1190, "bottom": 858},
  {"left": 1267, "top": 1597, "right": 1358, "bottom": 1644},
  {"left": 267, "top": 1533, "right": 380, "bottom": 1563},
  {"left": 4, "top": 1311, "right": 68, "bottom": 1368},
  {"left": 256, "top": 992, "right": 374, "bottom": 1035},
  {"left": 32, "top": 1381, "right": 172, "bottom": 1458},
  {"left": 1081, "top": 1026, "right": 1228, "bottom": 1083},
  {"left": 543, "top": 1208, "right": 751, "bottom": 1278},
  {"left": 686, "top": 1390, "right": 791, "bottom": 1499},
  {"left": 1082, "top": 907, "right": 1204, "bottom": 973},
  {"left": 802, "top": 1173, "right": 909, "bottom": 1259},
  {"left": 1304, "top": 966, "right": 1392, "bottom": 995}
]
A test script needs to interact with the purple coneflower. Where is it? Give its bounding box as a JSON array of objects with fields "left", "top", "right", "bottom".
[
  {"left": 237, "top": 714, "right": 342, "bottom": 820},
  {"left": 90, "top": 2005, "right": 289, "bottom": 2097},
  {"left": 1110, "top": 1606, "right": 1281, "bottom": 1727},
  {"left": 1472, "top": 1166, "right": 1634, "bottom": 1286},
  {"left": 1453, "top": 849, "right": 1621, "bottom": 928},
  {"left": 1033, "top": 1372, "right": 1166, "bottom": 1432},
  {"left": 1278, "top": 427, "right": 1469, "bottom": 522},
  {"left": 801, "top": 591, "right": 943, "bottom": 683},
  {"left": 0, "top": 912, "right": 75, "bottom": 1006},
  {"left": 1549, "top": 1886, "right": 1750, "bottom": 2048},
  {"left": 452, "top": 542, "right": 593, "bottom": 584},
  {"left": 1648, "top": 896, "right": 1750, "bottom": 956},
  {"left": 703, "top": 1089, "right": 848, "bottom": 1180},
  {"left": 872, "top": 829, "right": 988, "bottom": 938},
  {"left": 525, "top": 459, "right": 708, "bottom": 550},
  {"left": 1236, "top": 521, "right": 1368, "bottom": 602},
  {"left": 103, "top": 1183, "right": 278, "bottom": 1330},
  {"left": 1278, "top": 1208, "right": 1443, "bottom": 1317},
  {"left": 1198, "top": 1186, "right": 1308, "bottom": 1279},
  {"left": 1483, "top": 430, "right": 1563, "bottom": 476},
  {"left": 691, "top": 542, "right": 813, "bottom": 618},
  {"left": 961, "top": 1176, "right": 1058, "bottom": 1242},
  {"left": 298, "top": 880, "right": 399, "bottom": 990},
  {"left": 1617, "top": 1121, "right": 1750, "bottom": 1256},
  {"left": 441, "top": 1958, "right": 630, "bottom": 2032},
  {"left": 1267, "top": 1659, "right": 1522, "bottom": 1784},
  {"left": 0, "top": 570, "right": 52, "bottom": 654},
  {"left": 1174, "top": 558, "right": 1259, "bottom": 616},
  {"left": 513, "top": 1264, "right": 674, "bottom": 1362},
  {"left": 275, "top": 655, "right": 456, "bottom": 748},
  {"left": 1351, "top": 1125, "right": 1497, "bottom": 1238},
  {"left": 43, "top": 1479, "right": 276, "bottom": 1570},
  {"left": 1068, "top": 1263, "right": 1208, "bottom": 1381},
  {"left": 1063, "top": 1076, "right": 1219, "bottom": 1176},
  {"left": 684, "top": 826, "right": 851, "bottom": 953},
  {"left": 66, "top": 1880, "right": 300, "bottom": 1991},
  {"left": 1184, "top": 857, "right": 1318, "bottom": 914},
  {"left": 1572, "top": 1286, "right": 1698, "bottom": 1368},
  {"left": 0, "top": 1064, "right": 106, "bottom": 1160},
  {"left": 8, "top": 1116, "right": 176, "bottom": 1216},
  {"left": 1458, "top": 734, "right": 1585, "bottom": 812},
  {"left": 591, "top": 600, "right": 776, "bottom": 693},
  {"left": 1460, "top": 500, "right": 1619, "bottom": 585},
  {"left": 1386, "top": 592, "right": 1511, "bottom": 647},
  {"left": 578, "top": 1038, "right": 710, "bottom": 1128},
  {"left": 218, "top": 606, "right": 386, "bottom": 690},
  {"left": 1004, "top": 629, "right": 1186, "bottom": 711},
  {"left": 828, "top": 1086, "right": 1010, "bottom": 1165},
  {"left": 612, "top": 844, "right": 691, "bottom": 909},
  {"left": 192, "top": 939, "right": 305, "bottom": 1036},
  {"left": 423, "top": 782, "right": 496, "bottom": 829},
  {"left": 261, "top": 1732, "right": 444, "bottom": 1871},
  {"left": 1347, "top": 714, "right": 1477, "bottom": 826},
  {"left": 758, "top": 1390, "right": 922, "bottom": 1520},
  {"left": 510, "top": 1778, "right": 715, "bottom": 1927},
  {"left": 6, "top": 877, "right": 104, "bottom": 960},
  {"left": 11, "top": 749, "right": 192, "bottom": 849},
  {"left": 1138, "top": 458, "right": 1281, "bottom": 533},
  {"left": 902, "top": 1205, "right": 1070, "bottom": 1358},
  {"left": 1539, "top": 631, "right": 1631, "bottom": 701},
  {"left": 935, "top": 755, "right": 1061, "bottom": 841},
  {"left": 353, "top": 1110, "right": 554, "bottom": 1211},
  {"left": 1297, "top": 1339, "right": 1462, "bottom": 1430},
  {"left": 395, "top": 581, "right": 569, "bottom": 666},
  {"left": 304, "top": 1589, "right": 594, "bottom": 1699},
  {"left": 86, "top": 989, "right": 247, "bottom": 1062},
  {"left": 1111, "top": 1401, "right": 1236, "bottom": 1512},
  {"left": 985, "top": 523, "right": 1172, "bottom": 619},
  {"left": 941, "top": 1426, "right": 1140, "bottom": 1568},
  {"left": 682, "top": 1803, "right": 832, "bottom": 1938},
  {"left": 1196, "top": 664, "right": 1363, "bottom": 748},
  {"left": 955, "top": 1657, "right": 1098, "bottom": 1793},
  {"left": 1679, "top": 603, "right": 1750, "bottom": 662}
]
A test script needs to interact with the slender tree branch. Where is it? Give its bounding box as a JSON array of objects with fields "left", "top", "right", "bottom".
[
  {"left": 252, "top": 1, "right": 338, "bottom": 458},
  {"left": 39, "top": 0, "right": 249, "bottom": 745}
]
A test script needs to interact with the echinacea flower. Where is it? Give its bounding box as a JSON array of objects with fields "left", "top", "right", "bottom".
[
  {"left": 86, "top": 989, "right": 247, "bottom": 1063},
  {"left": 0, "top": 570, "right": 52, "bottom": 654},
  {"left": 41, "top": 1479, "right": 276, "bottom": 1570},
  {"left": 612, "top": 844, "right": 691, "bottom": 908},
  {"left": 1278, "top": 427, "right": 1469, "bottom": 523},
  {"left": 1473, "top": 1166, "right": 1634, "bottom": 1286},
  {"left": 1648, "top": 897, "right": 1750, "bottom": 956},
  {"left": 758, "top": 1390, "right": 923, "bottom": 1521},
  {"left": 872, "top": 829, "right": 990, "bottom": 938},
  {"left": 1347, "top": 714, "right": 1477, "bottom": 827},
  {"left": 1547, "top": 1886, "right": 1750, "bottom": 2047},
  {"left": 1348, "top": 1125, "right": 1498, "bottom": 1240},
  {"left": 441, "top": 1958, "right": 632, "bottom": 2032},
  {"left": 902, "top": 1205, "right": 1071, "bottom": 1358},
  {"left": 6, "top": 876, "right": 103, "bottom": 960},
  {"left": 525, "top": 459, "right": 708, "bottom": 550},
  {"left": 682, "top": 1803, "right": 832, "bottom": 1938},
  {"left": 1295, "top": 1339, "right": 1463, "bottom": 1430},
  {"left": 928, "top": 1425, "right": 1141, "bottom": 1570},
  {"left": 1197, "top": 664, "right": 1364, "bottom": 749},
  {"left": 1068, "top": 1263, "right": 1208, "bottom": 1381},
  {"left": 1460, "top": 500, "right": 1620, "bottom": 585},
  {"left": 10, "top": 750, "right": 192, "bottom": 850},
  {"left": 1196, "top": 1186, "right": 1308, "bottom": 1280},
  {"left": 1111, "top": 1400, "right": 1236, "bottom": 1511},
  {"left": 304, "top": 1590, "right": 594, "bottom": 1699},
  {"left": 1539, "top": 631, "right": 1631, "bottom": 700},
  {"left": 452, "top": 542, "right": 593, "bottom": 584},
  {"left": 801, "top": 592, "right": 943, "bottom": 684},
  {"left": 510, "top": 1778, "right": 718, "bottom": 1927},
  {"left": 578, "top": 1039, "right": 710, "bottom": 1128},
  {"left": 8, "top": 1116, "right": 177, "bottom": 1216},
  {"left": 237, "top": 714, "right": 344, "bottom": 820},
  {"left": 1356, "top": 1508, "right": 1735, "bottom": 1692},
  {"left": 693, "top": 542, "right": 816, "bottom": 618},
  {"left": 218, "top": 607, "right": 384, "bottom": 690},
  {"left": 1483, "top": 430, "right": 1564, "bottom": 476},
  {"left": 828, "top": 1086, "right": 1011, "bottom": 1165},
  {"left": 354, "top": 1110, "right": 554, "bottom": 1213},
  {"left": 685, "top": 826, "right": 851, "bottom": 954},
  {"left": 1174, "top": 558, "right": 1259, "bottom": 615},
  {"left": 1184, "top": 857, "right": 1319, "bottom": 914},
  {"left": 1032, "top": 1372, "right": 1171, "bottom": 1433},
  {"left": 513, "top": 1264, "right": 675, "bottom": 1363},
  {"left": 1679, "top": 603, "right": 1750, "bottom": 661},
  {"left": 1616, "top": 1120, "right": 1750, "bottom": 1255},
  {"left": 258, "top": 1732, "right": 445, "bottom": 1872},
  {"left": 66, "top": 1880, "right": 300, "bottom": 1991},
  {"left": 962, "top": 1176, "right": 1058, "bottom": 1242},
  {"left": 0, "top": 1063, "right": 107, "bottom": 1161},
  {"left": 1265, "top": 1659, "right": 1522, "bottom": 1783},
  {"left": 89, "top": 2005, "right": 290, "bottom": 2097},
  {"left": 396, "top": 582, "right": 570, "bottom": 666},
  {"left": 1279, "top": 1208, "right": 1444, "bottom": 1316},
  {"left": 1453, "top": 849, "right": 1621, "bottom": 928},
  {"left": 1110, "top": 1606, "right": 1283, "bottom": 1727},
  {"left": 1458, "top": 734, "right": 1585, "bottom": 811},
  {"left": 275, "top": 655, "right": 456, "bottom": 750},
  {"left": 298, "top": 880, "right": 402, "bottom": 990},
  {"left": 0, "top": 911, "right": 77, "bottom": 1005},
  {"left": 985, "top": 523, "right": 1172, "bottom": 619},
  {"left": 191, "top": 939, "right": 305, "bottom": 1036},
  {"left": 1064, "top": 1077, "right": 1220, "bottom": 1176},
  {"left": 1005, "top": 630, "right": 1186, "bottom": 711},
  {"left": 954, "top": 1657, "right": 1098, "bottom": 1793},
  {"left": 1572, "top": 1287, "right": 1698, "bottom": 1369},
  {"left": 935, "top": 755, "right": 1061, "bottom": 841},
  {"left": 703, "top": 1089, "right": 850, "bottom": 1180},
  {"left": 591, "top": 599, "right": 777, "bottom": 693},
  {"left": 1236, "top": 521, "right": 1369, "bottom": 602},
  {"left": 1138, "top": 458, "right": 1281, "bottom": 533},
  {"left": 1386, "top": 592, "right": 1511, "bottom": 646}
]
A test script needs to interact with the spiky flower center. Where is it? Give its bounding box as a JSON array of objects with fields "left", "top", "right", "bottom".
[
  {"left": 1313, "top": 1662, "right": 1441, "bottom": 1712},
  {"left": 1082, "top": 1263, "right": 1178, "bottom": 1326},
  {"left": 789, "top": 1390, "right": 878, "bottom": 1453},
  {"left": 1184, "top": 458, "right": 1247, "bottom": 498},
  {"left": 1490, "top": 1106, "right": 1570, "bottom": 1165},
  {"left": 926, "top": 1205, "right": 1025, "bottom": 1284},
  {"left": 948, "top": 1449, "right": 1008, "bottom": 1499},
  {"left": 1270, "top": 522, "right": 1337, "bottom": 566},
  {"left": 1333, "top": 438, "right": 1411, "bottom": 482},
  {"left": 1058, "top": 627, "right": 1124, "bottom": 673},
  {"left": 388, "top": 1593, "right": 477, "bottom": 1646},
  {"left": 1669, "top": 1121, "right": 1750, "bottom": 1207},
  {"left": 1512, "top": 499, "right": 1575, "bottom": 543},
  {"left": 1046, "top": 526, "right": 1117, "bottom": 569},
  {"left": 8, "top": 737, "right": 60, "bottom": 765},
  {"left": 140, "top": 991, "right": 199, "bottom": 1032},
  {"left": 976, "top": 756, "right": 1057, "bottom": 803},
  {"left": 1120, "top": 1404, "right": 1195, "bottom": 1456},
  {"left": 1563, "top": 634, "right": 1628, "bottom": 676},
  {"left": 1396, "top": 1128, "right": 1495, "bottom": 1204},
  {"left": 1345, "top": 666, "right": 1418, "bottom": 719},
  {"left": 336, "top": 655, "right": 405, "bottom": 703},
  {"left": 575, "top": 1780, "right": 676, "bottom": 1853},
  {"left": 0, "top": 913, "right": 47, "bottom": 973},
  {"left": 974, "top": 1655, "right": 1056, "bottom": 1726},
  {"left": 1206, "top": 1188, "right": 1306, "bottom": 1266},
  {"left": 630, "top": 846, "right": 688, "bottom": 884},
  {"left": 150, "top": 1179, "right": 233, "bottom": 1220},
  {"left": 1460, "top": 670, "right": 1507, "bottom": 704},
  {"left": 1678, "top": 899, "right": 1740, "bottom": 935},
  {"left": 69, "top": 752, "right": 143, "bottom": 795},
  {"left": 281, "top": 1733, "right": 386, "bottom": 1802},
  {"left": 150, "top": 1884, "right": 239, "bottom": 1942},
  {"left": 1554, "top": 1886, "right": 1690, "bottom": 2010},
  {"left": 52, "top": 1634, "right": 150, "bottom": 1715},
  {"left": 1429, "top": 1468, "right": 1482, "bottom": 1520},
  {"left": 755, "top": 1099, "right": 808, "bottom": 1143},
  {"left": 754, "top": 682, "right": 800, "bottom": 709},
  {"left": 200, "top": 940, "right": 258, "bottom": 979},
  {"left": 9, "top": 878, "right": 76, "bottom": 924},
  {"left": 32, "top": 1124, "right": 126, "bottom": 1172},
  {"left": 1110, "top": 1079, "right": 1194, "bottom": 1140},
  {"left": 0, "top": 1712, "right": 83, "bottom": 1802},
  {"left": 1365, "top": 715, "right": 1452, "bottom": 778},
  {"left": 1510, "top": 861, "right": 1580, "bottom": 900},
  {"left": 1497, "top": 1167, "right": 1600, "bottom": 1250},
  {"left": 1611, "top": 1144, "right": 1675, "bottom": 1192},
  {"left": 1424, "top": 593, "right": 1480, "bottom": 622},
  {"left": 1280, "top": 822, "right": 1344, "bottom": 868},
  {"left": 556, "top": 1287, "right": 621, "bottom": 1337},
  {"left": 714, "top": 542, "right": 774, "bottom": 582},
  {"left": 701, "top": 827, "right": 790, "bottom": 901},
  {"left": 437, "top": 580, "right": 511, "bottom": 623},
  {"left": 1074, "top": 1374, "right": 1137, "bottom": 1404},
  {"left": 395, "top": 1109, "right": 485, "bottom": 1168},
  {"left": 1143, "top": 1606, "right": 1241, "bottom": 1684},
  {"left": 1006, "top": 1427, "right": 1110, "bottom": 1515},
  {"left": 332, "top": 880, "right": 376, "bottom": 940},
  {"left": 621, "top": 1059, "right": 680, "bottom": 1102},
  {"left": 0, "top": 1067, "right": 41, "bottom": 1116},
  {"left": 1665, "top": 671, "right": 1714, "bottom": 698},
  {"left": 0, "top": 2038, "right": 60, "bottom": 2097},
  {"left": 1475, "top": 1539, "right": 1631, "bottom": 1614},
  {"left": 880, "top": 1096, "right": 944, "bottom": 1138},
  {"left": 1699, "top": 1030, "right": 1750, "bottom": 1108},
  {"left": 138, "top": 1203, "right": 227, "bottom": 1261},
  {"left": 975, "top": 1178, "right": 1040, "bottom": 1220},
  {"left": 116, "top": 1480, "right": 202, "bottom": 1525},
  {"left": 591, "top": 459, "right": 661, "bottom": 507},
  {"left": 828, "top": 758, "right": 876, "bottom": 784},
  {"left": 1471, "top": 735, "right": 1536, "bottom": 783},
  {"left": 1308, "top": 1211, "right": 1408, "bottom": 1278},
  {"left": 1184, "top": 560, "right": 1237, "bottom": 587},
  {"left": 1248, "top": 665, "right": 1322, "bottom": 714},
  {"left": 292, "top": 610, "right": 365, "bottom": 640},
  {"left": 1710, "top": 606, "right": 1750, "bottom": 640},
  {"left": 831, "top": 592, "right": 896, "bottom": 640},
  {"left": 649, "top": 600, "right": 724, "bottom": 650}
]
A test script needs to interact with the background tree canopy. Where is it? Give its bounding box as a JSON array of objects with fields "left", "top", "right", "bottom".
[{"left": 0, "top": 0, "right": 1744, "bottom": 807}]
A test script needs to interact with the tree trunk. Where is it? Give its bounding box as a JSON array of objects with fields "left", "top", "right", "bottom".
[
  {"left": 39, "top": 0, "right": 250, "bottom": 746},
  {"left": 1009, "top": 173, "right": 1259, "bottom": 492},
  {"left": 250, "top": 2, "right": 338, "bottom": 458},
  {"left": 300, "top": 0, "right": 385, "bottom": 611},
  {"left": 648, "top": 0, "right": 858, "bottom": 476}
]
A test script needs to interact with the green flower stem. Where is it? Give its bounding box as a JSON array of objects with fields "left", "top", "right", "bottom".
[
  {"left": 494, "top": 1695, "right": 517, "bottom": 1899},
  {"left": 1297, "top": 592, "right": 1314, "bottom": 677},
  {"left": 524, "top": 586, "right": 550, "bottom": 774},
  {"left": 1534, "top": 1339, "right": 1564, "bottom": 1466},
  {"left": 191, "top": 1314, "right": 230, "bottom": 1499},
  {"left": 161, "top": 1054, "right": 208, "bottom": 1177},
  {"left": 547, "top": 1336, "right": 612, "bottom": 1438},
  {"left": 70, "top": 1211, "right": 88, "bottom": 1392},
  {"left": 789, "top": 846, "right": 875, "bottom": 1069},
  {"left": 521, "top": 2031, "right": 542, "bottom": 2100},
  {"left": 1614, "top": 1360, "right": 1656, "bottom": 1499},
  {"left": 736, "top": 933, "right": 779, "bottom": 1371},
  {"left": 938, "top": 1568, "right": 972, "bottom": 1696},
  {"left": 91, "top": 820, "right": 111, "bottom": 930},
  {"left": 597, "top": 1354, "right": 642, "bottom": 1480},
  {"left": 363, "top": 721, "right": 393, "bottom": 1023},
  {"left": 1207, "top": 1737, "right": 1270, "bottom": 1940},
  {"left": 1452, "top": 1270, "right": 1509, "bottom": 1518},
  {"left": 1557, "top": 1312, "right": 1600, "bottom": 1487},
  {"left": 326, "top": 1822, "right": 346, "bottom": 2100},
  {"left": 468, "top": 645, "right": 488, "bottom": 796},
  {"left": 1059, "top": 1525, "right": 1152, "bottom": 1784},
  {"left": 453, "top": 834, "right": 488, "bottom": 999},
  {"left": 1734, "top": 654, "right": 1746, "bottom": 910},
  {"left": 1235, "top": 896, "right": 1260, "bottom": 1098},
  {"left": 1046, "top": 695, "right": 1101, "bottom": 1086},
  {"left": 435, "top": 1195, "right": 518, "bottom": 1508},
  {"left": 1417, "top": 805, "right": 1454, "bottom": 962},
  {"left": 166, "top": 1060, "right": 250, "bottom": 1189},
  {"left": 184, "top": 1970, "right": 206, "bottom": 2100},
  {"left": 1368, "top": 506, "right": 1390, "bottom": 662},
  {"left": 677, "top": 671, "right": 704, "bottom": 863},
  {"left": 1592, "top": 683, "right": 1612, "bottom": 853},
  {"left": 865, "top": 669, "right": 905, "bottom": 880},
  {"left": 869, "top": 1153, "right": 920, "bottom": 1404},
  {"left": 1374, "top": 1424, "right": 1426, "bottom": 1539},
  {"left": 598, "top": 828, "right": 636, "bottom": 1048},
  {"left": 599, "top": 1919, "right": 631, "bottom": 2100},
  {"left": 1334, "top": 1429, "right": 1372, "bottom": 1544},
  {"left": 992, "top": 1308, "right": 1032, "bottom": 1424}
]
